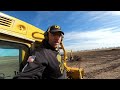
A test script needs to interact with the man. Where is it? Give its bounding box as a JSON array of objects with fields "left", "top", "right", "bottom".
[{"left": 13, "top": 25, "right": 67, "bottom": 79}]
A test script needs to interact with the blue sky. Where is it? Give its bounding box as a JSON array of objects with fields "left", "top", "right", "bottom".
[
  {"left": 0, "top": 49, "right": 19, "bottom": 56},
  {"left": 1, "top": 11, "right": 120, "bottom": 54}
]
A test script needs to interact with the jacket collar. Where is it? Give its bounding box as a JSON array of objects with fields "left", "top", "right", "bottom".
[{"left": 42, "top": 39, "right": 58, "bottom": 52}]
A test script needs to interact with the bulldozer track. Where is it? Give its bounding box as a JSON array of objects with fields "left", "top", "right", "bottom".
[
  {"left": 83, "top": 56, "right": 120, "bottom": 68},
  {"left": 84, "top": 62, "right": 120, "bottom": 79}
]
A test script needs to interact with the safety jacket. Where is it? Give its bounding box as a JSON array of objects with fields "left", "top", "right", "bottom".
[{"left": 13, "top": 39, "right": 67, "bottom": 79}]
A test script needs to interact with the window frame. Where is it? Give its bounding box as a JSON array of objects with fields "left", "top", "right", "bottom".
[{"left": 0, "top": 40, "right": 30, "bottom": 79}]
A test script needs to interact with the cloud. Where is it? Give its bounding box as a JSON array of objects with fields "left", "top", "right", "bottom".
[
  {"left": 33, "top": 11, "right": 71, "bottom": 30},
  {"left": 109, "top": 11, "right": 120, "bottom": 16},
  {"left": 31, "top": 11, "right": 120, "bottom": 51},
  {"left": 88, "top": 11, "right": 120, "bottom": 23},
  {"left": 33, "top": 11, "right": 53, "bottom": 28},
  {"left": 64, "top": 27, "right": 120, "bottom": 51},
  {"left": 88, "top": 11, "right": 109, "bottom": 21}
]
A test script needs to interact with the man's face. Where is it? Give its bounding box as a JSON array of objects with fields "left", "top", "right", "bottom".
[{"left": 48, "top": 32, "right": 62, "bottom": 49}]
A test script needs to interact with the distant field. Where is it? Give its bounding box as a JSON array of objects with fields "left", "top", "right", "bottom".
[
  {"left": 67, "top": 48, "right": 120, "bottom": 79},
  {"left": 0, "top": 56, "right": 19, "bottom": 79}
]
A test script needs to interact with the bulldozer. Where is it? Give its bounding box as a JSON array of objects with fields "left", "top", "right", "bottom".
[{"left": 0, "top": 12, "right": 84, "bottom": 79}]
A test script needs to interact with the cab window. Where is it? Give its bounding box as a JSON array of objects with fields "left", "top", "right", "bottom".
[{"left": 0, "top": 40, "right": 29, "bottom": 79}]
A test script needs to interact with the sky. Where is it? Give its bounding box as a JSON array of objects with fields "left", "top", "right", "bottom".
[{"left": 1, "top": 11, "right": 120, "bottom": 56}]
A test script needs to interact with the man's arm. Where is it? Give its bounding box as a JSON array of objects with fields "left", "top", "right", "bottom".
[
  {"left": 13, "top": 60, "right": 47, "bottom": 79},
  {"left": 13, "top": 50, "right": 48, "bottom": 79}
]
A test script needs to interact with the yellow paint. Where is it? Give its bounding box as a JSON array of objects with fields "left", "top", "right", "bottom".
[{"left": 0, "top": 12, "right": 84, "bottom": 79}]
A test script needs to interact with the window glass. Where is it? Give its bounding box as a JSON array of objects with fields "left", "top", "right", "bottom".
[
  {"left": 0, "top": 40, "right": 28, "bottom": 79},
  {"left": 0, "top": 49, "right": 19, "bottom": 79}
]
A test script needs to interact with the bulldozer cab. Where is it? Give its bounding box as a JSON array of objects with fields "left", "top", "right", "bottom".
[
  {"left": 0, "top": 12, "right": 45, "bottom": 79},
  {"left": 0, "top": 12, "right": 84, "bottom": 79}
]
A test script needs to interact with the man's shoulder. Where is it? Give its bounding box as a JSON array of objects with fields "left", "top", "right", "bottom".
[
  {"left": 34, "top": 45, "right": 50, "bottom": 54},
  {"left": 32, "top": 40, "right": 56, "bottom": 54}
]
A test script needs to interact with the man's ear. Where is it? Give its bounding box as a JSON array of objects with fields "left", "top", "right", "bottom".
[
  {"left": 44, "top": 31, "right": 49, "bottom": 40},
  {"left": 44, "top": 26, "right": 50, "bottom": 40}
]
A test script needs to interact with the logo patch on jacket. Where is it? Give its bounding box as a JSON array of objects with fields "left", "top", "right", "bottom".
[{"left": 27, "top": 56, "right": 36, "bottom": 62}]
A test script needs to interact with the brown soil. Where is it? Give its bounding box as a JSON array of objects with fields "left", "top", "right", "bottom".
[{"left": 67, "top": 48, "right": 120, "bottom": 79}]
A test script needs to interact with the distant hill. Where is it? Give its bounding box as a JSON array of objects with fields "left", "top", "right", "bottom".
[{"left": 0, "top": 56, "right": 19, "bottom": 60}]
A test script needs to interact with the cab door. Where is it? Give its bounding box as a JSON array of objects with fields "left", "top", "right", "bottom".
[{"left": 0, "top": 40, "right": 29, "bottom": 79}]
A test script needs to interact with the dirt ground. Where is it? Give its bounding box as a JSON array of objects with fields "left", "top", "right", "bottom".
[{"left": 67, "top": 48, "right": 120, "bottom": 79}]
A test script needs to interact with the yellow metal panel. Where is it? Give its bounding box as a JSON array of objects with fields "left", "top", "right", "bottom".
[{"left": 0, "top": 12, "right": 45, "bottom": 43}]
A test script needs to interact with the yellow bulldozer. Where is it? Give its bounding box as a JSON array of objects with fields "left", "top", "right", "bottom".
[{"left": 0, "top": 12, "right": 84, "bottom": 79}]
